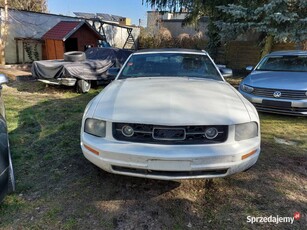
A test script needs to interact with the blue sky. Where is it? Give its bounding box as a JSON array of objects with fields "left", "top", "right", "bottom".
[{"left": 47, "top": 0, "right": 152, "bottom": 26}]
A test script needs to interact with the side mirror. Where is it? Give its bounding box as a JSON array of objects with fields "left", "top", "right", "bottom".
[
  {"left": 106, "top": 67, "right": 120, "bottom": 80},
  {"left": 246, "top": 66, "right": 254, "bottom": 72},
  {"left": 0, "top": 74, "right": 8, "bottom": 85},
  {"left": 219, "top": 67, "right": 233, "bottom": 78}
]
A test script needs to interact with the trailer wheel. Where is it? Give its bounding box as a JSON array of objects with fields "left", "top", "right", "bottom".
[
  {"left": 64, "top": 51, "right": 86, "bottom": 62},
  {"left": 77, "top": 80, "right": 91, "bottom": 93}
]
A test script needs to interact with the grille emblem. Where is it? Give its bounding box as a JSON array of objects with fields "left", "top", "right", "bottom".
[
  {"left": 152, "top": 127, "right": 186, "bottom": 141},
  {"left": 273, "top": 91, "right": 281, "bottom": 98}
]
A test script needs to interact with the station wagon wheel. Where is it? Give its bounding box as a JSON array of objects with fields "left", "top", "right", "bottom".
[
  {"left": 8, "top": 141, "right": 15, "bottom": 192},
  {"left": 77, "top": 80, "right": 91, "bottom": 93}
]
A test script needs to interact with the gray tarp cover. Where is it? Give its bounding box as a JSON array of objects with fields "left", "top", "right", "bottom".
[{"left": 31, "top": 48, "right": 132, "bottom": 81}]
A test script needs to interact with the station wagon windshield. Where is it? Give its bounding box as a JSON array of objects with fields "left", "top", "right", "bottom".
[
  {"left": 118, "top": 53, "right": 222, "bottom": 80},
  {"left": 256, "top": 55, "right": 307, "bottom": 72}
]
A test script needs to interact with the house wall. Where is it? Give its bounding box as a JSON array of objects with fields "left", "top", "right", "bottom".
[
  {"left": 92, "top": 23, "right": 140, "bottom": 49},
  {"left": 162, "top": 20, "right": 208, "bottom": 38}
]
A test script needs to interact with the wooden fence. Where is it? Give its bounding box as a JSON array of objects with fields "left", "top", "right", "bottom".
[{"left": 138, "top": 36, "right": 298, "bottom": 70}]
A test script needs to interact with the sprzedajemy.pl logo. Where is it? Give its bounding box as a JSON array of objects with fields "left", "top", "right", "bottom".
[{"left": 247, "top": 212, "right": 301, "bottom": 224}]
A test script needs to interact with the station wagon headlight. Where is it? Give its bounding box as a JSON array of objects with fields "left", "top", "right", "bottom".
[
  {"left": 84, "top": 118, "right": 106, "bottom": 137},
  {"left": 241, "top": 84, "right": 254, "bottom": 93},
  {"left": 235, "top": 122, "right": 258, "bottom": 141}
]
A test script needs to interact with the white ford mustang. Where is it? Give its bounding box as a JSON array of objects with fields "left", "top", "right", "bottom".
[{"left": 80, "top": 49, "right": 261, "bottom": 180}]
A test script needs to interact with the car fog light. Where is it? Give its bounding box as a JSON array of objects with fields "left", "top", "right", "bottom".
[
  {"left": 122, "top": 125, "right": 134, "bottom": 137},
  {"left": 205, "top": 127, "right": 218, "bottom": 139}
]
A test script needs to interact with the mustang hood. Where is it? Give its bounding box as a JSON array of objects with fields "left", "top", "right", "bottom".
[
  {"left": 93, "top": 78, "right": 251, "bottom": 125},
  {"left": 244, "top": 71, "right": 307, "bottom": 90}
]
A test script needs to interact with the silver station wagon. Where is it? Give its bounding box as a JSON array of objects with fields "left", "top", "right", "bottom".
[{"left": 239, "top": 50, "right": 307, "bottom": 116}]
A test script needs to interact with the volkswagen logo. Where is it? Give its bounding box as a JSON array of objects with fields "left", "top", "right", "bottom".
[{"left": 273, "top": 91, "right": 282, "bottom": 98}]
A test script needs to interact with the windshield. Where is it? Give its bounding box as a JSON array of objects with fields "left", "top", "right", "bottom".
[
  {"left": 118, "top": 53, "right": 222, "bottom": 80},
  {"left": 256, "top": 55, "right": 307, "bottom": 72}
]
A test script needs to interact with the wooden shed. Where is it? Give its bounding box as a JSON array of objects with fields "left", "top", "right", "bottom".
[{"left": 41, "top": 21, "right": 103, "bottom": 60}]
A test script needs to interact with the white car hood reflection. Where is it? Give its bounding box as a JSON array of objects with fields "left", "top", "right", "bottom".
[{"left": 93, "top": 77, "right": 251, "bottom": 125}]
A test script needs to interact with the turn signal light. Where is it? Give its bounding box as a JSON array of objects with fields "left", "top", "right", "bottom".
[
  {"left": 84, "top": 144, "right": 99, "bottom": 155},
  {"left": 242, "top": 150, "right": 257, "bottom": 160}
]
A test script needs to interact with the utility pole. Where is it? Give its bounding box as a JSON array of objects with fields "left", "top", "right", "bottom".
[{"left": 0, "top": 0, "right": 8, "bottom": 65}]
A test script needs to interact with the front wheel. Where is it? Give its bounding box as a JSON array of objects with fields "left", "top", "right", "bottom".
[{"left": 76, "top": 80, "right": 91, "bottom": 93}]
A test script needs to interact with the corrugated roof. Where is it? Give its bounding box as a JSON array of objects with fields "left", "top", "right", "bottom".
[{"left": 42, "top": 21, "right": 82, "bottom": 40}]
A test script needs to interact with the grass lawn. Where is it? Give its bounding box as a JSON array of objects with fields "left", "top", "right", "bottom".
[{"left": 0, "top": 80, "right": 306, "bottom": 229}]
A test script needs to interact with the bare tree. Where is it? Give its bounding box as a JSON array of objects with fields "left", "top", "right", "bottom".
[
  {"left": 0, "top": 0, "right": 47, "bottom": 12},
  {"left": 0, "top": 0, "right": 8, "bottom": 65}
]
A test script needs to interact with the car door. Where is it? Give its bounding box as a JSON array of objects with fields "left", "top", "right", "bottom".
[
  {"left": 0, "top": 82, "right": 9, "bottom": 201},
  {"left": 0, "top": 74, "right": 14, "bottom": 202}
]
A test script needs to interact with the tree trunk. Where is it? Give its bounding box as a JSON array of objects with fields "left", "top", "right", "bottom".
[
  {"left": 303, "top": 40, "right": 307, "bottom": 51},
  {"left": 0, "top": 0, "right": 8, "bottom": 65},
  {"left": 261, "top": 35, "right": 273, "bottom": 58}
]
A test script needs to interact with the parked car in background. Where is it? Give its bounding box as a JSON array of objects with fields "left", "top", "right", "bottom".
[
  {"left": 81, "top": 49, "right": 261, "bottom": 180},
  {"left": 240, "top": 50, "right": 307, "bottom": 116},
  {"left": 0, "top": 74, "right": 15, "bottom": 202},
  {"left": 32, "top": 47, "right": 133, "bottom": 93}
]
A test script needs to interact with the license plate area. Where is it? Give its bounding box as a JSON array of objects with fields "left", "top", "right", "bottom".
[
  {"left": 148, "top": 160, "right": 191, "bottom": 171},
  {"left": 262, "top": 100, "right": 291, "bottom": 108},
  {"left": 153, "top": 127, "right": 186, "bottom": 141}
]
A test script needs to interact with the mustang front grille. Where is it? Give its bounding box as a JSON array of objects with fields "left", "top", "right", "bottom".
[
  {"left": 251, "top": 87, "right": 307, "bottom": 100},
  {"left": 112, "top": 123, "right": 228, "bottom": 144}
]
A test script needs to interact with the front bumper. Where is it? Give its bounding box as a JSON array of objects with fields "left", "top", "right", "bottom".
[
  {"left": 239, "top": 90, "right": 307, "bottom": 116},
  {"left": 81, "top": 131, "right": 260, "bottom": 180}
]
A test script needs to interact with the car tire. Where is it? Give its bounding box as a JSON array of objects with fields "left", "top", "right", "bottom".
[
  {"left": 77, "top": 80, "right": 91, "bottom": 93},
  {"left": 64, "top": 51, "right": 86, "bottom": 62},
  {"left": 7, "top": 141, "right": 15, "bottom": 193}
]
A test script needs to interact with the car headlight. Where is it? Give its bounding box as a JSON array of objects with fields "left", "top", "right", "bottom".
[
  {"left": 235, "top": 122, "right": 258, "bottom": 141},
  {"left": 84, "top": 118, "right": 106, "bottom": 137},
  {"left": 241, "top": 84, "right": 254, "bottom": 93}
]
